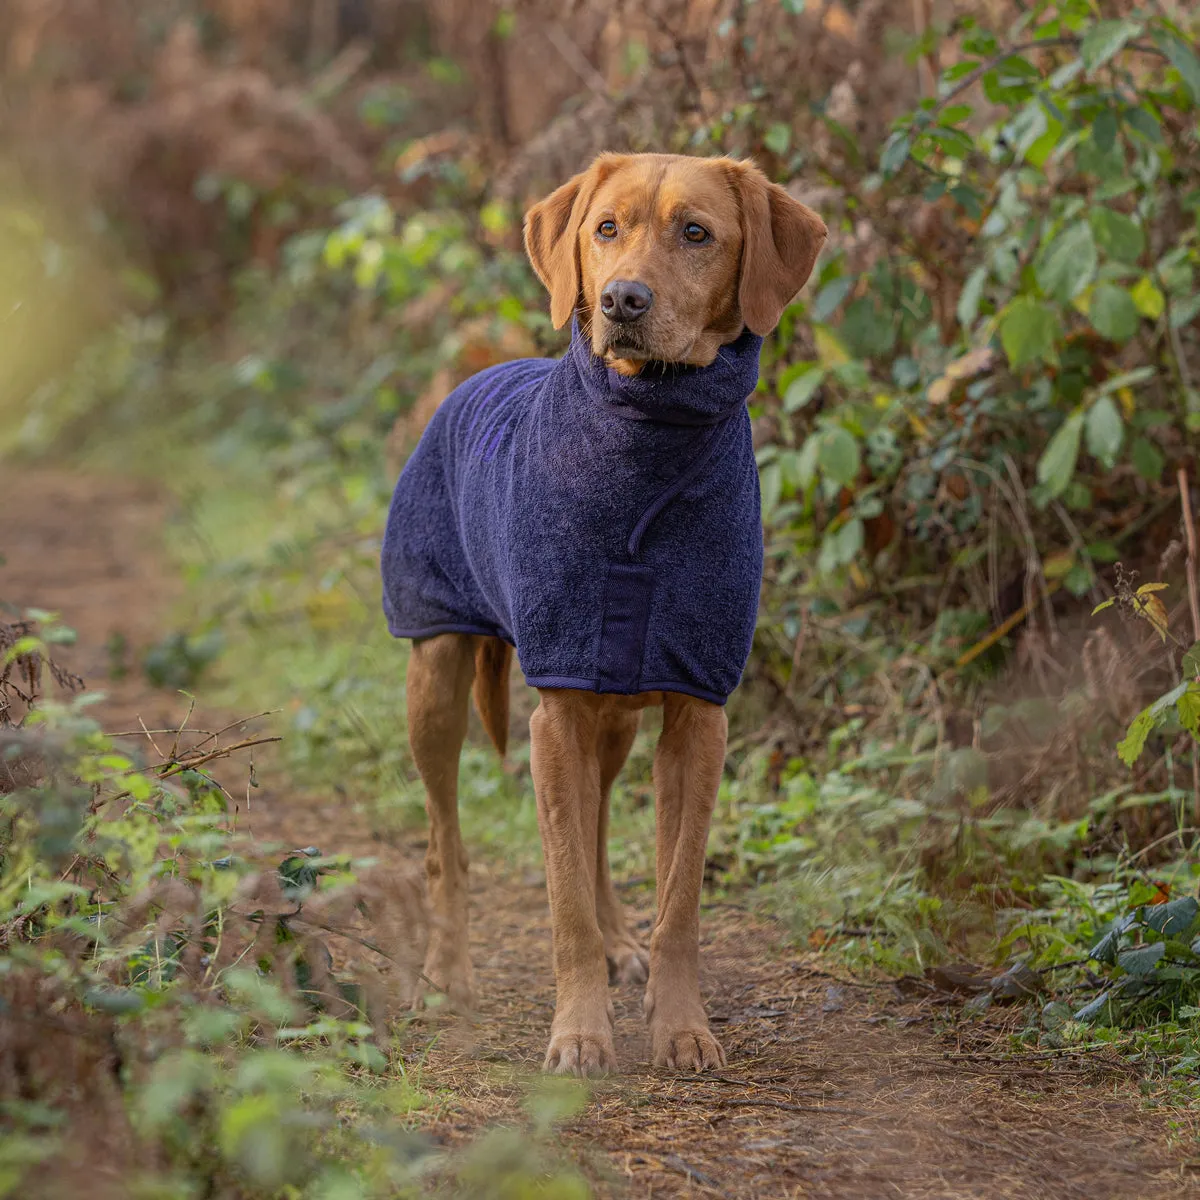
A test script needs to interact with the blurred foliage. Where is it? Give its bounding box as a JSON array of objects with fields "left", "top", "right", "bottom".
[{"left": 0, "top": 615, "right": 590, "bottom": 1197}]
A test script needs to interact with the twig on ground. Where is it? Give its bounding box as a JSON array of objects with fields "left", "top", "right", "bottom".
[
  {"left": 671, "top": 1095, "right": 869, "bottom": 1117},
  {"left": 660, "top": 1154, "right": 728, "bottom": 1197}
]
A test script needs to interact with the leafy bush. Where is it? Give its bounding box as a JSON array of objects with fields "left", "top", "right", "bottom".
[
  {"left": 759, "top": 0, "right": 1198, "bottom": 594},
  {"left": 0, "top": 615, "right": 587, "bottom": 1198}
]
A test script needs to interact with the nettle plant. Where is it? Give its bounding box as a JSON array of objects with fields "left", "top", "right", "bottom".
[{"left": 757, "top": 0, "right": 1199, "bottom": 586}]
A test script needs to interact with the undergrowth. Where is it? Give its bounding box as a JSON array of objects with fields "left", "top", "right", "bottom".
[
  {"left": 5, "top": 0, "right": 1200, "bottom": 1121},
  {"left": 0, "top": 614, "right": 592, "bottom": 1198}
]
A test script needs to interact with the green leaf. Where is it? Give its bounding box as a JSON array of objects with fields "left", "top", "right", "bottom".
[
  {"left": 1130, "top": 276, "right": 1164, "bottom": 320},
  {"left": 1154, "top": 29, "right": 1200, "bottom": 104},
  {"left": 1084, "top": 395, "right": 1123, "bottom": 468},
  {"left": 781, "top": 0, "right": 807, "bottom": 12},
  {"left": 1075, "top": 990, "right": 1116, "bottom": 1024},
  {"left": 1179, "top": 686, "right": 1200, "bottom": 740},
  {"left": 1036, "top": 411, "right": 1083, "bottom": 498},
  {"left": 818, "top": 427, "right": 861, "bottom": 486},
  {"left": 1118, "top": 941, "right": 1165, "bottom": 977},
  {"left": 1131, "top": 435, "right": 1164, "bottom": 482},
  {"left": 1089, "top": 208, "right": 1145, "bottom": 264},
  {"left": 1170, "top": 293, "right": 1200, "bottom": 330},
  {"left": 1089, "top": 284, "right": 1139, "bottom": 341},
  {"left": 796, "top": 434, "right": 821, "bottom": 491},
  {"left": 1117, "top": 702, "right": 1157, "bottom": 766},
  {"left": 1036, "top": 221, "right": 1097, "bottom": 303},
  {"left": 1089, "top": 929, "right": 1122, "bottom": 966},
  {"left": 1092, "top": 109, "right": 1118, "bottom": 154},
  {"left": 82, "top": 986, "right": 145, "bottom": 1015},
  {"left": 1041, "top": 1000, "right": 1073, "bottom": 1032},
  {"left": 1124, "top": 105, "right": 1162, "bottom": 144},
  {"left": 1080, "top": 19, "right": 1142, "bottom": 72},
  {"left": 1182, "top": 640, "right": 1200, "bottom": 680},
  {"left": 783, "top": 366, "right": 825, "bottom": 412},
  {"left": 1143, "top": 897, "right": 1199, "bottom": 938},
  {"left": 760, "top": 460, "right": 783, "bottom": 516},
  {"left": 1092, "top": 598, "right": 1116, "bottom": 615},
  {"left": 1000, "top": 296, "right": 1058, "bottom": 368},
  {"left": 880, "top": 132, "right": 912, "bottom": 176},
  {"left": 1025, "top": 115, "right": 1064, "bottom": 169},
  {"left": 1065, "top": 564, "right": 1093, "bottom": 596},
  {"left": 939, "top": 103, "right": 973, "bottom": 125},
  {"left": 764, "top": 123, "right": 791, "bottom": 156},
  {"left": 812, "top": 277, "right": 853, "bottom": 321},
  {"left": 818, "top": 517, "right": 864, "bottom": 573},
  {"left": 957, "top": 265, "right": 987, "bottom": 328},
  {"left": 220, "top": 1093, "right": 288, "bottom": 1186}
]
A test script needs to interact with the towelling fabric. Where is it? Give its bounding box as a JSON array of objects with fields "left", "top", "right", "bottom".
[{"left": 381, "top": 320, "right": 765, "bottom": 705}]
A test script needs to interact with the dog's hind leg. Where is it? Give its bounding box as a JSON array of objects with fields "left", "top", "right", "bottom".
[
  {"left": 595, "top": 711, "right": 649, "bottom": 986},
  {"left": 407, "top": 633, "right": 476, "bottom": 1010}
]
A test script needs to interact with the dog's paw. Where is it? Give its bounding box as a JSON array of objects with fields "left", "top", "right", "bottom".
[
  {"left": 543, "top": 1028, "right": 618, "bottom": 1078},
  {"left": 415, "top": 948, "right": 475, "bottom": 1014},
  {"left": 651, "top": 1025, "right": 726, "bottom": 1072},
  {"left": 606, "top": 940, "right": 650, "bottom": 987}
]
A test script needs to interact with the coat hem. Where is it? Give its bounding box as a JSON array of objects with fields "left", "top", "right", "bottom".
[
  {"left": 388, "top": 628, "right": 731, "bottom": 705},
  {"left": 387, "top": 620, "right": 512, "bottom": 642},
  {"left": 525, "top": 674, "right": 728, "bottom": 706}
]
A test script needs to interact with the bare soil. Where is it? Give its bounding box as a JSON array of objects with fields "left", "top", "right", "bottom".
[{"left": 6, "top": 467, "right": 1200, "bottom": 1200}]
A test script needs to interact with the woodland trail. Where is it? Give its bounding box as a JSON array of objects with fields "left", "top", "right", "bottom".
[{"left": 6, "top": 467, "right": 1200, "bottom": 1200}]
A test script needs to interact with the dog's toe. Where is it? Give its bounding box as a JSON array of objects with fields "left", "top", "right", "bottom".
[
  {"left": 544, "top": 1030, "right": 617, "bottom": 1078},
  {"left": 607, "top": 942, "right": 650, "bottom": 987},
  {"left": 653, "top": 1026, "right": 726, "bottom": 1072},
  {"left": 416, "top": 950, "right": 475, "bottom": 1015}
]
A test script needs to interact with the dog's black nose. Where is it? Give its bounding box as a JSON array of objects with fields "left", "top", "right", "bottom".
[{"left": 600, "top": 279, "right": 654, "bottom": 323}]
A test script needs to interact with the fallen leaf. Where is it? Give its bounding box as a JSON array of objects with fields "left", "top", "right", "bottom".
[{"left": 927, "top": 347, "right": 996, "bottom": 404}]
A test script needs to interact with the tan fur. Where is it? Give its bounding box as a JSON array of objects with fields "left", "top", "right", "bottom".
[
  {"left": 406, "top": 153, "right": 824, "bottom": 1076},
  {"left": 472, "top": 637, "right": 512, "bottom": 758}
]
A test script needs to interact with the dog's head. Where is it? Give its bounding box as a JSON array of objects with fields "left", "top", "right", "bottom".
[{"left": 523, "top": 153, "right": 826, "bottom": 374}]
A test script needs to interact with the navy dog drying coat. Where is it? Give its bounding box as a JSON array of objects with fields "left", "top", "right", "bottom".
[{"left": 382, "top": 320, "right": 764, "bottom": 704}]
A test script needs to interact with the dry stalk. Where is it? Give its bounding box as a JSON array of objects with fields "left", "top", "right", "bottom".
[{"left": 1176, "top": 467, "right": 1200, "bottom": 826}]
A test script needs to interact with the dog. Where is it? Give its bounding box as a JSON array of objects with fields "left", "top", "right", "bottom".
[{"left": 382, "top": 153, "right": 825, "bottom": 1076}]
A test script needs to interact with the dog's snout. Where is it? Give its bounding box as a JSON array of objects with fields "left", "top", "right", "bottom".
[{"left": 600, "top": 279, "right": 654, "bottom": 323}]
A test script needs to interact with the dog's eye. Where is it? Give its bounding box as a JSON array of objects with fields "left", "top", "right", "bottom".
[
  {"left": 682, "top": 223, "right": 711, "bottom": 243},
  {"left": 597, "top": 220, "right": 618, "bottom": 240}
]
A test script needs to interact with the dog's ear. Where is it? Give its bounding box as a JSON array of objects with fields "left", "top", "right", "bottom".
[
  {"left": 731, "top": 161, "right": 827, "bottom": 336},
  {"left": 523, "top": 156, "right": 619, "bottom": 329}
]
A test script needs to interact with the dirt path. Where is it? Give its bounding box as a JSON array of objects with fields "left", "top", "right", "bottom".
[{"left": 6, "top": 468, "right": 1200, "bottom": 1200}]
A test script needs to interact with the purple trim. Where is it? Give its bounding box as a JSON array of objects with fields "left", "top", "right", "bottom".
[
  {"left": 524, "top": 675, "right": 727, "bottom": 706},
  {"left": 387, "top": 620, "right": 512, "bottom": 642},
  {"left": 522, "top": 674, "right": 597, "bottom": 690}
]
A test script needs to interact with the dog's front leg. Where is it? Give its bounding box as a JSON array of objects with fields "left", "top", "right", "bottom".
[
  {"left": 644, "top": 693, "right": 727, "bottom": 1071},
  {"left": 530, "top": 691, "right": 617, "bottom": 1077}
]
